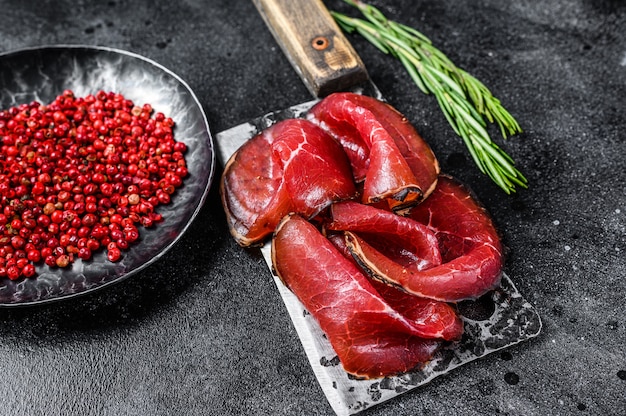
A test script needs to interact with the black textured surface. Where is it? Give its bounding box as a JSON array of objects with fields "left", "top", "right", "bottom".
[{"left": 0, "top": 1, "right": 625, "bottom": 415}]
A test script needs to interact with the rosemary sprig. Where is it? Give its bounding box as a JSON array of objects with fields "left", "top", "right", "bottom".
[{"left": 331, "top": 0, "right": 527, "bottom": 193}]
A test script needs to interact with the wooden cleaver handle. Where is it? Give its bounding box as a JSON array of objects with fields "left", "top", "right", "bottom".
[{"left": 252, "top": 0, "right": 370, "bottom": 97}]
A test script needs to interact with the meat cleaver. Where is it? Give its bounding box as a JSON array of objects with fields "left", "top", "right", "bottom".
[{"left": 215, "top": 1, "right": 542, "bottom": 415}]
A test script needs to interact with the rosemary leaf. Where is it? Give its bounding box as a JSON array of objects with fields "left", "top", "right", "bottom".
[
  {"left": 397, "top": 52, "right": 429, "bottom": 94},
  {"left": 483, "top": 143, "right": 519, "bottom": 178},
  {"left": 422, "top": 64, "right": 467, "bottom": 99},
  {"left": 394, "top": 22, "right": 434, "bottom": 45}
]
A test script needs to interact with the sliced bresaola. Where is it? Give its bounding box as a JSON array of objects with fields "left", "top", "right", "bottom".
[
  {"left": 220, "top": 119, "right": 357, "bottom": 247},
  {"left": 344, "top": 175, "right": 503, "bottom": 302},
  {"left": 327, "top": 233, "right": 463, "bottom": 341},
  {"left": 307, "top": 92, "right": 440, "bottom": 211},
  {"left": 272, "top": 214, "right": 440, "bottom": 379},
  {"left": 326, "top": 200, "right": 442, "bottom": 272}
]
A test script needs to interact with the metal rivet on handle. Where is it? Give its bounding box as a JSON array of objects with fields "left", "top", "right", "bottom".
[{"left": 312, "top": 36, "right": 329, "bottom": 50}]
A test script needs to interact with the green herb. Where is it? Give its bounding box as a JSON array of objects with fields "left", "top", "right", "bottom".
[{"left": 332, "top": 0, "right": 527, "bottom": 193}]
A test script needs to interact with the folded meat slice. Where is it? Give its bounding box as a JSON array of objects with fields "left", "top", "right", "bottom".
[
  {"left": 326, "top": 200, "right": 442, "bottom": 272},
  {"left": 307, "top": 92, "right": 440, "bottom": 211},
  {"left": 327, "top": 233, "right": 463, "bottom": 341},
  {"left": 344, "top": 175, "right": 503, "bottom": 302},
  {"left": 272, "top": 214, "right": 440, "bottom": 379},
  {"left": 220, "top": 119, "right": 357, "bottom": 247},
  {"left": 371, "top": 280, "right": 464, "bottom": 341}
]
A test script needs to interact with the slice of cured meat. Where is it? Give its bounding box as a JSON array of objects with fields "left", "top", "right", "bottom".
[
  {"left": 272, "top": 214, "right": 440, "bottom": 379},
  {"left": 220, "top": 119, "right": 357, "bottom": 247},
  {"left": 344, "top": 175, "right": 503, "bottom": 302},
  {"left": 372, "top": 280, "right": 464, "bottom": 341},
  {"left": 327, "top": 233, "right": 463, "bottom": 341},
  {"left": 307, "top": 92, "right": 440, "bottom": 210},
  {"left": 326, "top": 200, "right": 442, "bottom": 272}
]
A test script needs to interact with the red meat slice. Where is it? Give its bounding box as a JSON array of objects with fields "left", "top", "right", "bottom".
[
  {"left": 326, "top": 200, "right": 442, "bottom": 272},
  {"left": 272, "top": 215, "right": 440, "bottom": 379},
  {"left": 344, "top": 175, "right": 503, "bottom": 302},
  {"left": 220, "top": 119, "right": 357, "bottom": 247},
  {"left": 327, "top": 233, "right": 463, "bottom": 341},
  {"left": 308, "top": 92, "right": 440, "bottom": 210}
]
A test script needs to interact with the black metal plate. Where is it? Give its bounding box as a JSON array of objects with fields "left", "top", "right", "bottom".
[{"left": 0, "top": 45, "right": 215, "bottom": 306}]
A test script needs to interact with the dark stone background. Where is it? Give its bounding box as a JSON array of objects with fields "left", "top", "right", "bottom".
[{"left": 0, "top": 0, "right": 624, "bottom": 415}]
